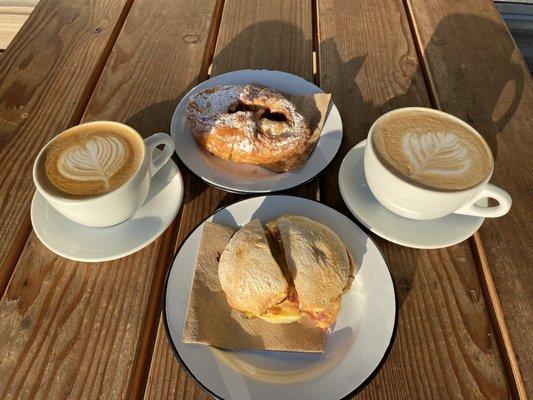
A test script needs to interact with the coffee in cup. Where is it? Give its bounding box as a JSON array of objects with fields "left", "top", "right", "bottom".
[
  {"left": 34, "top": 121, "right": 175, "bottom": 227},
  {"left": 364, "top": 108, "right": 511, "bottom": 220},
  {"left": 36, "top": 122, "right": 145, "bottom": 198},
  {"left": 372, "top": 109, "right": 493, "bottom": 191}
]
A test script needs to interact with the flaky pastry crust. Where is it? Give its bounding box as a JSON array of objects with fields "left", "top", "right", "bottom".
[{"left": 187, "top": 84, "right": 311, "bottom": 166}]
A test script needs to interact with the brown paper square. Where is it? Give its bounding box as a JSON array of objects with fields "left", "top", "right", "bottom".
[{"left": 182, "top": 222, "right": 325, "bottom": 353}]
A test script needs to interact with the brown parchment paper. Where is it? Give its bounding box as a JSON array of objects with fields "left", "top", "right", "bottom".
[
  {"left": 261, "top": 91, "right": 332, "bottom": 172},
  {"left": 182, "top": 222, "right": 326, "bottom": 353}
]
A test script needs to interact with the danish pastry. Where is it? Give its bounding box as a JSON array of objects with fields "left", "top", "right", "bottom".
[{"left": 186, "top": 84, "right": 311, "bottom": 166}]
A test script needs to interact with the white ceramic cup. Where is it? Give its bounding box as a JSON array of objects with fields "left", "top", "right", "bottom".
[
  {"left": 33, "top": 121, "right": 175, "bottom": 227},
  {"left": 364, "top": 108, "right": 512, "bottom": 220}
]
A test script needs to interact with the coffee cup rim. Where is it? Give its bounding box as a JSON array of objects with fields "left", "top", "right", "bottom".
[
  {"left": 366, "top": 107, "right": 495, "bottom": 194},
  {"left": 33, "top": 121, "right": 147, "bottom": 203}
]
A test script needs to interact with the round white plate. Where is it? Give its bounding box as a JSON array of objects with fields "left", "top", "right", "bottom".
[
  {"left": 31, "top": 159, "right": 184, "bottom": 262},
  {"left": 170, "top": 69, "right": 343, "bottom": 193},
  {"left": 163, "top": 195, "right": 396, "bottom": 400},
  {"left": 339, "top": 140, "right": 486, "bottom": 249}
]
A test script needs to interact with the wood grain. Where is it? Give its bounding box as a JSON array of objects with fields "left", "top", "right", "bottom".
[
  {"left": 405, "top": 0, "right": 533, "bottom": 396},
  {"left": 0, "top": 0, "right": 132, "bottom": 296},
  {"left": 316, "top": 0, "right": 510, "bottom": 398},
  {"left": 143, "top": 1, "right": 316, "bottom": 398},
  {"left": 0, "top": 0, "right": 219, "bottom": 398}
]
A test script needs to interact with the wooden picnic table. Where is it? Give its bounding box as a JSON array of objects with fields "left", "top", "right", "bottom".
[{"left": 0, "top": 0, "right": 531, "bottom": 399}]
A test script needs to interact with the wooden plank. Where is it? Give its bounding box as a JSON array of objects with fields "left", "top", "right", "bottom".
[
  {"left": 0, "top": 7, "right": 34, "bottom": 16},
  {"left": 0, "top": 0, "right": 133, "bottom": 297},
  {"left": 143, "top": 1, "right": 315, "bottom": 398},
  {"left": 0, "top": 11, "right": 30, "bottom": 50},
  {"left": 405, "top": 0, "right": 533, "bottom": 397},
  {"left": 0, "top": 0, "right": 220, "bottom": 398},
  {"left": 316, "top": 0, "right": 511, "bottom": 398}
]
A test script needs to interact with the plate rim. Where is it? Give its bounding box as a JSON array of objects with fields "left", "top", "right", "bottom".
[
  {"left": 170, "top": 69, "right": 344, "bottom": 194},
  {"left": 161, "top": 194, "right": 398, "bottom": 400},
  {"left": 338, "top": 140, "right": 484, "bottom": 249},
  {"left": 30, "top": 161, "right": 184, "bottom": 262}
]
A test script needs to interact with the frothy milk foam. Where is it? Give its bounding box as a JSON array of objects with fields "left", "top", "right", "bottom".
[
  {"left": 372, "top": 110, "right": 493, "bottom": 191},
  {"left": 37, "top": 123, "right": 144, "bottom": 198}
]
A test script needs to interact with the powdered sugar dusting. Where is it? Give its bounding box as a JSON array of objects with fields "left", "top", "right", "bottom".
[
  {"left": 187, "top": 84, "right": 311, "bottom": 163},
  {"left": 186, "top": 85, "right": 243, "bottom": 135},
  {"left": 216, "top": 112, "right": 256, "bottom": 152}
]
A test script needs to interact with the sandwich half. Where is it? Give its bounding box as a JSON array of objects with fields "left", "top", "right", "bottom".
[
  {"left": 265, "top": 215, "right": 353, "bottom": 330},
  {"left": 218, "top": 219, "right": 301, "bottom": 323}
]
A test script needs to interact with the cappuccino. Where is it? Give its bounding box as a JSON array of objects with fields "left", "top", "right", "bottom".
[
  {"left": 37, "top": 122, "right": 144, "bottom": 198},
  {"left": 372, "top": 109, "right": 493, "bottom": 191}
]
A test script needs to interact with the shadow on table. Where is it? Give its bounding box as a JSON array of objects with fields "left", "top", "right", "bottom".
[
  {"left": 419, "top": 13, "right": 525, "bottom": 161},
  {"left": 318, "top": 12, "right": 526, "bottom": 307},
  {"left": 125, "top": 97, "right": 214, "bottom": 211}
]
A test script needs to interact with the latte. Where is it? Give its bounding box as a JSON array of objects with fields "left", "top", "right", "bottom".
[
  {"left": 372, "top": 109, "right": 493, "bottom": 191},
  {"left": 37, "top": 122, "right": 144, "bottom": 198}
]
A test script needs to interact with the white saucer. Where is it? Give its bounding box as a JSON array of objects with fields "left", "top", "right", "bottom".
[
  {"left": 31, "top": 160, "right": 184, "bottom": 262},
  {"left": 171, "top": 69, "right": 343, "bottom": 194},
  {"left": 339, "top": 140, "right": 485, "bottom": 249},
  {"left": 163, "top": 195, "right": 396, "bottom": 400}
]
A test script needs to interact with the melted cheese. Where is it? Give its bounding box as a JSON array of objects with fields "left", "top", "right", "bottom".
[{"left": 259, "top": 297, "right": 302, "bottom": 324}]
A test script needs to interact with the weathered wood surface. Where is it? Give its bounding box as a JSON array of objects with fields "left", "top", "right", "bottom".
[
  {"left": 0, "top": 0, "right": 529, "bottom": 398},
  {"left": 406, "top": 0, "right": 532, "bottom": 396},
  {"left": 0, "top": 0, "right": 131, "bottom": 296},
  {"left": 144, "top": 0, "right": 316, "bottom": 398},
  {"left": 0, "top": 0, "right": 219, "bottom": 398}
]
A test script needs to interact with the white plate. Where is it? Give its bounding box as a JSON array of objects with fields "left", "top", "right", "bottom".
[
  {"left": 339, "top": 140, "right": 486, "bottom": 249},
  {"left": 163, "top": 195, "right": 396, "bottom": 400},
  {"left": 170, "top": 70, "right": 343, "bottom": 193},
  {"left": 31, "top": 159, "right": 184, "bottom": 262}
]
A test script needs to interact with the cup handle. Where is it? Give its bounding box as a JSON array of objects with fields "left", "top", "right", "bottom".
[
  {"left": 144, "top": 133, "right": 175, "bottom": 177},
  {"left": 454, "top": 183, "right": 512, "bottom": 218}
]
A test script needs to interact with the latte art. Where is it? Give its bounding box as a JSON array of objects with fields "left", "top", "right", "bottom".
[
  {"left": 40, "top": 124, "right": 144, "bottom": 198},
  {"left": 57, "top": 136, "right": 127, "bottom": 187},
  {"left": 372, "top": 110, "right": 493, "bottom": 191},
  {"left": 402, "top": 131, "right": 471, "bottom": 176}
]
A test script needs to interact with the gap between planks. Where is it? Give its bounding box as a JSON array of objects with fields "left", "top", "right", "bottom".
[
  {"left": 199, "top": 0, "right": 225, "bottom": 83},
  {"left": 312, "top": 0, "right": 321, "bottom": 202},
  {"left": 0, "top": 213, "right": 30, "bottom": 296},
  {"left": 401, "top": 0, "right": 526, "bottom": 398},
  {"left": 77, "top": 0, "right": 137, "bottom": 124},
  {"left": 128, "top": 220, "right": 181, "bottom": 399},
  {"left": 311, "top": 0, "right": 320, "bottom": 87},
  {"left": 129, "top": 0, "right": 226, "bottom": 398}
]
